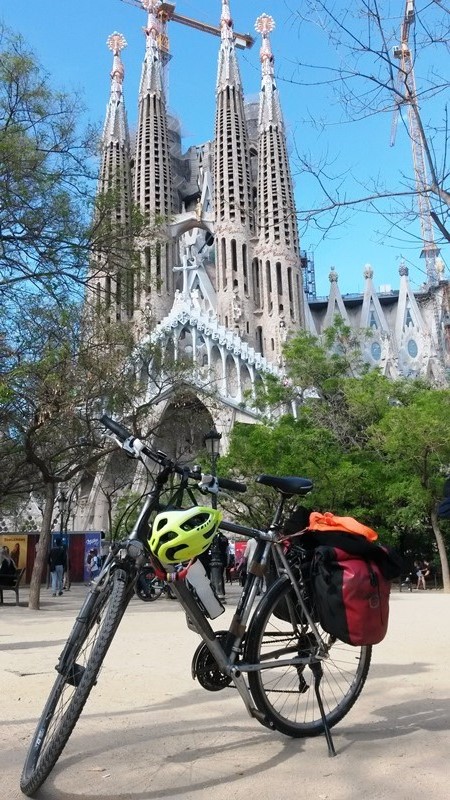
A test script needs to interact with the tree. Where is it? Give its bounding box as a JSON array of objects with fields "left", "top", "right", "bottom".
[
  {"left": 369, "top": 388, "right": 450, "bottom": 590},
  {"left": 0, "top": 25, "right": 145, "bottom": 311},
  {"left": 0, "top": 296, "right": 196, "bottom": 609},
  {"left": 285, "top": 1, "right": 450, "bottom": 255},
  {"left": 222, "top": 327, "right": 450, "bottom": 588},
  {"left": 0, "top": 25, "right": 193, "bottom": 608}
]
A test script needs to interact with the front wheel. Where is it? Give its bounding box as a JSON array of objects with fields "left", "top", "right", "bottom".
[
  {"left": 20, "top": 568, "right": 132, "bottom": 797},
  {"left": 245, "top": 575, "right": 371, "bottom": 738}
]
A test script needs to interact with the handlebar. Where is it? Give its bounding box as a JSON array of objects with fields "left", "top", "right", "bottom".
[
  {"left": 216, "top": 476, "right": 247, "bottom": 494},
  {"left": 100, "top": 414, "right": 247, "bottom": 494},
  {"left": 100, "top": 415, "right": 131, "bottom": 442}
]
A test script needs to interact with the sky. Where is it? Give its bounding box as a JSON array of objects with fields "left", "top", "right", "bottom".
[{"left": 2, "top": 0, "right": 448, "bottom": 297}]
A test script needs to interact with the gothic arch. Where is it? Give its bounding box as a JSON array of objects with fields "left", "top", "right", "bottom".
[
  {"left": 210, "top": 345, "right": 223, "bottom": 384},
  {"left": 225, "top": 354, "right": 239, "bottom": 399},
  {"left": 240, "top": 363, "right": 252, "bottom": 396},
  {"left": 153, "top": 392, "right": 214, "bottom": 463}
]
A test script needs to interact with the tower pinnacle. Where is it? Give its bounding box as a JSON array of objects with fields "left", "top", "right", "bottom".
[
  {"left": 217, "top": 0, "right": 241, "bottom": 89},
  {"left": 139, "top": 0, "right": 164, "bottom": 94},
  {"left": 134, "top": 0, "right": 173, "bottom": 323},
  {"left": 255, "top": 14, "right": 282, "bottom": 128},
  {"left": 214, "top": 0, "right": 254, "bottom": 340},
  {"left": 103, "top": 32, "right": 129, "bottom": 145},
  {"left": 220, "top": 0, "right": 233, "bottom": 40},
  {"left": 107, "top": 32, "right": 127, "bottom": 100}
]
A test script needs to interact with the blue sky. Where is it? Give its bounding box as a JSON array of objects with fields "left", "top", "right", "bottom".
[{"left": 2, "top": 0, "right": 447, "bottom": 297}]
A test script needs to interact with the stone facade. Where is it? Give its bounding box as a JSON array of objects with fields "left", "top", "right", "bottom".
[
  {"left": 4, "top": 1, "right": 447, "bottom": 535},
  {"left": 76, "top": 0, "right": 450, "bottom": 531}
]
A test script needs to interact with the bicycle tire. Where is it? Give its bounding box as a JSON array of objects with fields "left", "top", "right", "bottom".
[
  {"left": 136, "top": 569, "right": 164, "bottom": 601},
  {"left": 20, "top": 568, "right": 131, "bottom": 796},
  {"left": 245, "top": 575, "right": 371, "bottom": 738}
]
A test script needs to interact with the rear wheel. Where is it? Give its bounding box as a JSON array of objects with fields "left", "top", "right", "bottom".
[
  {"left": 20, "top": 568, "right": 132, "bottom": 796},
  {"left": 245, "top": 576, "right": 371, "bottom": 737}
]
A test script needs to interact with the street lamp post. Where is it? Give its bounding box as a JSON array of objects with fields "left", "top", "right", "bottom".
[
  {"left": 56, "top": 488, "right": 69, "bottom": 590},
  {"left": 203, "top": 427, "right": 226, "bottom": 601},
  {"left": 57, "top": 488, "right": 68, "bottom": 537}
]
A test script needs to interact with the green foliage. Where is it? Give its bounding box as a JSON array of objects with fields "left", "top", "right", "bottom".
[
  {"left": 0, "top": 26, "right": 95, "bottom": 306},
  {"left": 221, "top": 330, "right": 450, "bottom": 583}
]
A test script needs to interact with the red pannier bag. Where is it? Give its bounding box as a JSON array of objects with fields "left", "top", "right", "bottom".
[
  {"left": 298, "top": 514, "right": 402, "bottom": 647},
  {"left": 312, "top": 545, "right": 391, "bottom": 646}
]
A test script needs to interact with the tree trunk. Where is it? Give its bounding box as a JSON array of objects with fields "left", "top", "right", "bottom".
[
  {"left": 430, "top": 509, "right": 450, "bottom": 593},
  {"left": 28, "top": 482, "right": 56, "bottom": 610}
]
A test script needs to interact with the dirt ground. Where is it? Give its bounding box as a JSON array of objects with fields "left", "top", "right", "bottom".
[{"left": 1, "top": 583, "right": 449, "bottom": 800}]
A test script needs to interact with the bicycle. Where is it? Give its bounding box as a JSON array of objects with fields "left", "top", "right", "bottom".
[
  {"left": 136, "top": 561, "right": 177, "bottom": 601},
  {"left": 20, "top": 414, "right": 372, "bottom": 796}
]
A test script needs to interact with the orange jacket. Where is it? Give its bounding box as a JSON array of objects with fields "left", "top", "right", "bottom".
[{"left": 308, "top": 511, "right": 378, "bottom": 542}]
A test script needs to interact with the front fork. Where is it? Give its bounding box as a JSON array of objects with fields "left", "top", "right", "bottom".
[{"left": 56, "top": 559, "right": 134, "bottom": 677}]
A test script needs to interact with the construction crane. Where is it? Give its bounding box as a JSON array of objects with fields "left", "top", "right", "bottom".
[
  {"left": 391, "top": 0, "right": 440, "bottom": 284},
  {"left": 120, "top": 0, "right": 255, "bottom": 52}
]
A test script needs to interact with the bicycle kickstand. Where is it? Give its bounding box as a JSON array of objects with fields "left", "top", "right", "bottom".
[{"left": 309, "top": 661, "right": 336, "bottom": 757}]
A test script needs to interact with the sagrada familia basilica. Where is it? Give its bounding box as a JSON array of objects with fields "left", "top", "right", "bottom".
[
  {"left": 2, "top": 0, "right": 448, "bottom": 534},
  {"left": 78, "top": 0, "right": 450, "bottom": 531}
]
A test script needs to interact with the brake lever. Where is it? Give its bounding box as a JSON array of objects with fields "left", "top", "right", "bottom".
[
  {"left": 122, "top": 436, "right": 139, "bottom": 458},
  {"left": 198, "top": 474, "right": 219, "bottom": 495}
]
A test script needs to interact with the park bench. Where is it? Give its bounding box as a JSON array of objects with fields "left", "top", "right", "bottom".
[{"left": 0, "top": 567, "right": 26, "bottom": 605}]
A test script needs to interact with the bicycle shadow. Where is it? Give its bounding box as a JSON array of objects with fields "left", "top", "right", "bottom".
[
  {"left": 33, "top": 717, "right": 304, "bottom": 800},
  {"left": 20, "top": 693, "right": 450, "bottom": 799},
  {"left": 345, "top": 696, "right": 450, "bottom": 740},
  {"left": 367, "top": 661, "right": 432, "bottom": 678}
]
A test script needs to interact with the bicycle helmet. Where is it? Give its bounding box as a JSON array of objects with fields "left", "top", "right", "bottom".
[{"left": 149, "top": 506, "right": 223, "bottom": 564}]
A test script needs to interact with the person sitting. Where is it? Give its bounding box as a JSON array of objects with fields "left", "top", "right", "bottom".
[{"left": 0, "top": 546, "right": 16, "bottom": 584}]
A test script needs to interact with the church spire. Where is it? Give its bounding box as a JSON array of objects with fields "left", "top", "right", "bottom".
[
  {"left": 138, "top": 0, "right": 164, "bottom": 98},
  {"left": 134, "top": 0, "right": 174, "bottom": 325},
  {"left": 134, "top": 0, "right": 172, "bottom": 219},
  {"left": 102, "top": 32, "right": 128, "bottom": 145},
  {"left": 253, "top": 15, "right": 304, "bottom": 363},
  {"left": 214, "top": 0, "right": 255, "bottom": 342},
  {"left": 216, "top": 0, "right": 241, "bottom": 88},
  {"left": 257, "top": 14, "right": 283, "bottom": 129},
  {"left": 93, "top": 33, "right": 134, "bottom": 321}
]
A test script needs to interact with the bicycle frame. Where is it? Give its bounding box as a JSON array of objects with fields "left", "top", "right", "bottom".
[
  {"left": 84, "top": 417, "right": 334, "bottom": 739},
  {"left": 88, "top": 461, "right": 325, "bottom": 729}
]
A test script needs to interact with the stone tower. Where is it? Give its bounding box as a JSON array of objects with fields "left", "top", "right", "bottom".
[
  {"left": 94, "top": 0, "right": 304, "bottom": 369},
  {"left": 253, "top": 14, "right": 304, "bottom": 361},
  {"left": 214, "top": 0, "right": 256, "bottom": 344},
  {"left": 133, "top": 0, "right": 176, "bottom": 327},
  {"left": 91, "top": 32, "right": 134, "bottom": 323}
]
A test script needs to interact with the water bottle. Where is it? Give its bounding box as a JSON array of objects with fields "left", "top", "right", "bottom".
[{"left": 186, "top": 560, "right": 225, "bottom": 619}]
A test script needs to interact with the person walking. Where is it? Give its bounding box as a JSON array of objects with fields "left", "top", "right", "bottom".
[
  {"left": 48, "top": 538, "right": 67, "bottom": 597},
  {"left": 88, "top": 548, "right": 101, "bottom": 584},
  {"left": 414, "top": 560, "right": 426, "bottom": 590}
]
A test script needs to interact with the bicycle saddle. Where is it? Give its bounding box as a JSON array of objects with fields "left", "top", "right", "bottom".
[{"left": 256, "top": 474, "right": 313, "bottom": 496}]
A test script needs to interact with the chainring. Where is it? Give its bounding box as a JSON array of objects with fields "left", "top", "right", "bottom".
[{"left": 191, "top": 631, "right": 235, "bottom": 692}]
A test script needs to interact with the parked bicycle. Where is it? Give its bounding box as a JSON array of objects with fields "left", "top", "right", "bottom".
[
  {"left": 136, "top": 561, "right": 177, "bottom": 601},
  {"left": 20, "top": 415, "right": 372, "bottom": 796}
]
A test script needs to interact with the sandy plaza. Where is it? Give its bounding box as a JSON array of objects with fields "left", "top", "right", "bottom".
[{"left": 1, "top": 584, "right": 449, "bottom": 800}]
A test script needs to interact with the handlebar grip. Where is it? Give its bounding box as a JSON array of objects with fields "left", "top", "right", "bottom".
[
  {"left": 217, "top": 476, "right": 247, "bottom": 493},
  {"left": 100, "top": 414, "right": 132, "bottom": 442}
]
